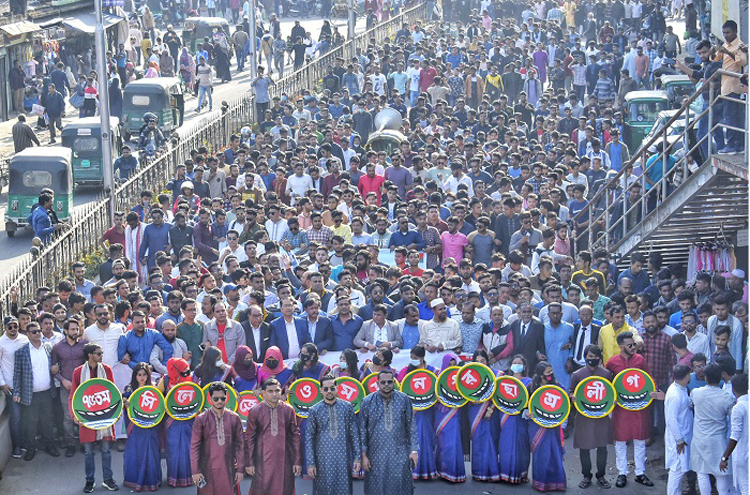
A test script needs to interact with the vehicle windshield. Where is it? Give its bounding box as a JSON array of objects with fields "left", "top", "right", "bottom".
[
  {"left": 73, "top": 137, "right": 100, "bottom": 153},
  {"left": 629, "top": 100, "right": 668, "bottom": 122}
]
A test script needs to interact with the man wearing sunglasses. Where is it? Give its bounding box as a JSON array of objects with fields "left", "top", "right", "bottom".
[
  {"left": 12, "top": 320, "right": 60, "bottom": 461},
  {"left": 305, "top": 374, "right": 361, "bottom": 495},
  {"left": 191, "top": 382, "right": 245, "bottom": 494},
  {"left": 0, "top": 316, "right": 29, "bottom": 459},
  {"left": 360, "top": 369, "right": 418, "bottom": 495}
]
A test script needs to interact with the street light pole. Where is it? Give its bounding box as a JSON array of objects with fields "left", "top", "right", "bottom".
[
  {"left": 95, "top": 0, "right": 116, "bottom": 223},
  {"left": 348, "top": 0, "right": 355, "bottom": 60},
  {"left": 249, "top": 0, "right": 258, "bottom": 80}
]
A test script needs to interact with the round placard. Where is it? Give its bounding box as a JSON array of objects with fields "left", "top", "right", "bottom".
[
  {"left": 201, "top": 382, "right": 238, "bottom": 412},
  {"left": 456, "top": 362, "right": 497, "bottom": 403},
  {"left": 335, "top": 376, "right": 366, "bottom": 414},
  {"left": 127, "top": 385, "right": 166, "bottom": 428},
  {"left": 287, "top": 378, "right": 323, "bottom": 418},
  {"left": 528, "top": 385, "right": 571, "bottom": 428},
  {"left": 401, "top": 368, "right": 438, "bottom": 410},
  {"left": 436, "top": 366, "right": 468, "bottom": 408},
  {"left": 492, "top": 375, "right": 529, "bottom": 415},
  {"left": 574, "top": 375, "right": 617, "bottom": 418},
  {"left": 237, "top": 390, "right": 260, "bottom": 427},
  {"left": 612, "top": 368, "right": 656, "bottom": 411},
  {"left": 362, "top": 373, "right": 401, "bottom": 394},
  {"left": 165, "top": 381, "right": 204, "bottom": 420},
  {"left": 72, "top": 378, "right": 124, "bottom": 431}
]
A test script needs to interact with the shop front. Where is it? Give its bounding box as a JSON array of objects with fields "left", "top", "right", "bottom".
[{"left": 0, "top": 20, "right": 40, "bottom": 122}]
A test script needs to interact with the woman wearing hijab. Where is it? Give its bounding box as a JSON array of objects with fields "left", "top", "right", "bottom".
[
  {"left": 228, "top": 345, "right": 259, "bottom": 392},
  {"left": 179, "top": 47, "right": 196, "bottom": 93},
  {"left": 527, "top": 361, "right": 567, "bottom": 492},
  {"left": 499, "top": 354, "right": 532, "bottom": 484},
  {"left": 123, "top": 363, "right": 162, "bottom": 492},
  {"left": 159, "top": 50, "right": 175, "bottom": 77},
  {"left": 109, "top": 77, "right": 123, "bottom": 119},
  {"left": 157, "top": 358, "right": 195, "bottom": 487},
  {"left": 214, "top": 44, "right": 232, "bottom": 83},
  {"left": 397, "top": 344, "right": 438, "bottom": 481},
  {"left": 144, "top": 61, "right": 160, "bottom": 78},
  {"left": 467, "top": 349, "right": 501, "bottom": 482},
  {"left": 257, "top": 346, "right": 294, "bottom": 389},
  {"left": 194, "top": 346, "right": 230, "bottom": 386},
  {"left": 434, "top": 353, "right": 466, "bottom": 482}
]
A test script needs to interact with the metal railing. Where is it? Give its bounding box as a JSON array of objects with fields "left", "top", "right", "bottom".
[
  {"left": 0, "top": 1, "right": 430, "bottom": 315},
  {"left": 571, "top": 69, "right": 747, "bottom": 255}
]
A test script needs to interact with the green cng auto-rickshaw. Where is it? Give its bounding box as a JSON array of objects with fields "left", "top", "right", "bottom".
[
  {"left": 658, "top": 74, "right": 697, "bottom": 109},
  {"left": 61, "top": 117, "right": 122, "bottom": 186},
  {"left": 182, "top": 17, "right": 230, "bottom": 52},
  {"left": 5, "top": 147, "right": 73, "bottom": 237},
  {"left": 121, "top": 77, "right": 184, "bottom": 141},
  {"left": 622, "top": 90, "right": 670, "bottom": 153}
]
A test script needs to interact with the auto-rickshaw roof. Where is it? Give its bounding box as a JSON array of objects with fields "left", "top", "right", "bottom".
[
  {"left": 62, "top": 117, "right": 120, "bottom": 132},
  {"left": 184, "top": 17, "right": 230, "bottom": 28},
  {"left": 123, "top": 77, "right": 182, "bottom": 93},
  {"left": 624, "top": 90, "right": 669, "bottom": 102},
  {"left": 12, "top": 146, "right": 72, "bottom": 166},
  {"left": 660, "top": 74, "right": 693, "bottom": 85}
]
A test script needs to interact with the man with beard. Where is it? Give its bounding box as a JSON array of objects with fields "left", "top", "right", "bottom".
[
  {"left": 605, "top": 332, "right": 655, "bottom": 488},
  {"left": 156, "top": 291, "right": 185, "bottom": 331},
  {"left": 305, "top": 374, "right": 361, "bottom": 495},
  {"left": 117, "top": 310, "right": 174, "bottom": 370},
  {"left": 150, "top": 320, "right": 189, "bottom": 375},
  {"left": 641, "top": 311, "right": 676, "bottom": 442},
  {"left": 50, "top": 318, "right": 87, "bottom": 457},
  {"left": 389, "top": 284, "right": 418, "bottom": 320},
  {"left": 190, "top": 382, "right": 245, "bottom": 495},
  {"left": 421, "top": 298, "right": 462, "bottom": 352},
  {"left": 360, "top": 369, "right": 418, "bottom": 495},
  {"left": 664, "top": 364, "right": 693, "bottom": 495}
]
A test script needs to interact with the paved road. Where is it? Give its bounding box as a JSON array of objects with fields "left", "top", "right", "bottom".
[
  {"left": 0, "top": 433, "right": 669, "bottom": 494},
  {"left": 0, "top": 15, "right": 365, "bottom": 270}
]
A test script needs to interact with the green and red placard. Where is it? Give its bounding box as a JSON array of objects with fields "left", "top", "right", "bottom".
[
  {"left": 127, "top": 385, "right": 166, "bottom": 428},
  {"left": 492, "top": 375, "right": 529, "bottom": 415},
  {"left": 362, "top": 373, "right": 401, "bottom": 395},
  {"left": 612, "top": 368, "right": 656, "bottom": 411},
  {"left": 335, "top": 376, "right": 366, "bottom": 413},
  {"left": 237, "top": 390, "right": 260, "bottom": 427},
  {"left": 401, "top": 369, "right": 438, "bottom": 410},
  {"left": 436, "top": 366, "right": 468, "bottom": 408},
  {"left": 71, "top": 378, "right": 123, "bottom": 430},
  {"left": 456, "top": 362, "right": 496, "bottom": 403},
  {"left": 287, "top": 378, "right": 323, "bottom": 418},
  {"left": 574, "top": 375, "right": 617, "bottom": 418},
  {"left": 201, "top": 382, "right": 238, "bottom": 412},
  {"left": 528, "top": 385, "right": 571, "bottom": 428},
  {"left": 165, "top": 381, "right": 204, "bottom": 420}
]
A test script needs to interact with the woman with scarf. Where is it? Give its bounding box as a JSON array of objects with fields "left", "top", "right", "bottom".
[
  {"left": 467, "top": 349, "right": 502, "bottom": 482},
  {"left": 397, "top": 344, "right": 438, "bottom": 481},
  {"left": 156, "top": 358, "right": 195, "bottom": 487},
  {"left": 144, "top": 61, "right": 160, "bottom": 79},
  {"left": 179, "top": 47, "right": 196, "bottom": 93},
  {"left": 434, "top": 353, "right": 466, "bottom": 483},
  {"left": 228, "top": 345, "right": 259, "bottom": 392},
  {"left": 159, "top": 50, "right": 175, "bottom": 77},
  {"left": 256, "top": 346, "right": 294, "bottom": 390},
  {"left": 499, "top": 354, "right": 532, "bottom": 484},
  {"left": 194, "top": 346, "right": 230, "bottom": 386},
  {"left": 360, "top": 347, "right": 395, "bottom": 376},
  {"left": 109, "top": 78, "right": 123, "bottom": 120},
  {"left": 527, "top": 361, "right": 567, "bottom": 492},
  {"left": 123, "top": 363, "right": 162, "bottom": 492},
  {"left": 332, "top": 348, "right": 360, "bottom": 379},
  {"left": 214, "top": 44, "right": 232, "bottom": 83}
]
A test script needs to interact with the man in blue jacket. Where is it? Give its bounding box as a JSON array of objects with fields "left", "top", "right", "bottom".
[
  {"left": 44, "top": 83, "right": 65, "bottom": 144},
  {"left": 31, "top": 193, "right": 61, "bottom": 243},
  {"left": 117, "top": 310, "right": 173, "bottom": 368}
]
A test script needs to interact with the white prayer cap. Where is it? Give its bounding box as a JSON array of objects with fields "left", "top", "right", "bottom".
[
  {"left": 732, "top": 269, "right": 746, "bottom": 279},
  {"left": 431, "top": 298, "right": 445, "bottom": 308}
]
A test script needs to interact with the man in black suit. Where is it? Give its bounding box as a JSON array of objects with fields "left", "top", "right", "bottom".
[
  {"left": 241, "top": 304, "right": 272, "bottom": 362},
  {"left": 569, "top": 303, "right": 602, "bottom": 372},
  {"left": 493, "top": 197, "right": 521, "bottom": 255},
  {"left": 495, "top": 302, "right": 546, "bottom": 371},
  {"left": 300, "top": 297, "right": 334, "bottom": 354}
]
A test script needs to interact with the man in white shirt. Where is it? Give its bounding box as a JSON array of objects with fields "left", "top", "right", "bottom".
[
  {"left": 420, "top": 298, "right": 462, "bottom": 352},
  {"left": 264, "top": 204, "right": 290, "bottom": 242},
  {"left": 406, "top": 59, "right": 422, "bottom": 106},
  {"left": 681, "top": 312, "right": 710, "bottom": 357},
  {"left": 285, "top": 162, "right": 313, "bottom": 206},
  {"left": 0, "top": 317, "right": 29, "bottom": 458},
  {"left": 83, "top": 304, "right": 126, "bottom": 367},
  {"left": 707, "top": 295, "right": 744, "bottom": 370},
  {"left": 369, "top": 66, "right": 388, "bottom": 96},
  {"left": 442, "top": 162, "right": 475, "bottom": 196}
]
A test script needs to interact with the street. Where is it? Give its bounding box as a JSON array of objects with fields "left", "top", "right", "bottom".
[
  {"left": 0, "top": 15, "right": 366, "bottom": 269},
  {"left": 0, "top": 434, "right": 669, "bottom": 494}
]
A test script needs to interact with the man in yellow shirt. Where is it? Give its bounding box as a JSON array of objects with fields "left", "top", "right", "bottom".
[
  {"left": 715, "top": 20, "right": 748, "bottom": 155},
  {"left": 571, "top": 251, "right": 607, "bottom": 292},
  {"left": 599, "top": 305, "right": 643, "bottom": 363},
  {"left": 485, "top": 66, "right": 504, "bottom": 101}
]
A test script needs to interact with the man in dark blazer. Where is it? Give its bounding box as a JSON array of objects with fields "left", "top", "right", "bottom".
[
  {"left": 501, "top": 302, "right": 546, "bottom": 371},
  {"left": 241, "top": 304, "right": 273, "bottom": 362},
  {"left": 569, "top": 303, "right": 602, "bottom": 370},
  {"left": 269, "top": 298, "right": 311, "bottom": 359},
  {"left": 300, "top": 298, "right": 334, "bottom": 354}
]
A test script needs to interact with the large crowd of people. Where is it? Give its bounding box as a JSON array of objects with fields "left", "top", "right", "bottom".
[{"left": 1, "top": 0, "right": 749, "bottom": 493}]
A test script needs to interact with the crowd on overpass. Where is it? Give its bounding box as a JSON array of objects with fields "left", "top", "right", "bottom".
[{"left": 1, "top": 0, "right": 749, "bottom": 494}]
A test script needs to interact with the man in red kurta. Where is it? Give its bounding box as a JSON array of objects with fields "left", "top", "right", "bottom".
[
  {"left": 70, "top": 343, "right": 119, "bottom": 493},
  {"left": 244, "top": 377, "right": 302, "bottom": 495},
  {"left": 605, "top": 331, "right": 655, "bottom": 489},
  {"left": 190, "top": 382, "right": 246, "bottom": 495}
]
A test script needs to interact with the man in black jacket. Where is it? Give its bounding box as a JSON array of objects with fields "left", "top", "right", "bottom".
[
  {"left": 44, "top": 83, "right": 65, "bottom": 144},
  {"left": 241, "top": 304, "right": 273, "bottom": 362},
  {"left": 570, "top": 304, "right": 602, "bottom": 370},
  {"left": 9, "top": 60, "right": 26, "bottom": 113}
]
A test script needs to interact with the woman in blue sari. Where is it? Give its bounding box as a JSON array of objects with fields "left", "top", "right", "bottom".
[
  {"left": 226, "top": 345, "right": 259, "bottom": 392},
  {"left": 156, "top": 358, "right": 194, "bottom": 487},
  {"left": 396, "top": 344, "right": 438, "bottom": 480},
  {"left": 499, "top": 354, "right": 532, "bottom": 484},
  {"left": 435, "top": 353, "right": 466, "bottom": 482},
  {"left": 292, "top": 343, "right": 331, "bottom": 479},
  {"left": 123, "top": 363, "right": 162, "bottom": 492},
  {"left": 527, "top": 361, "right": 567, "bottom": 492},
  {"left": 467, "top": 350, "right": 501, "bottom": 482}
]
